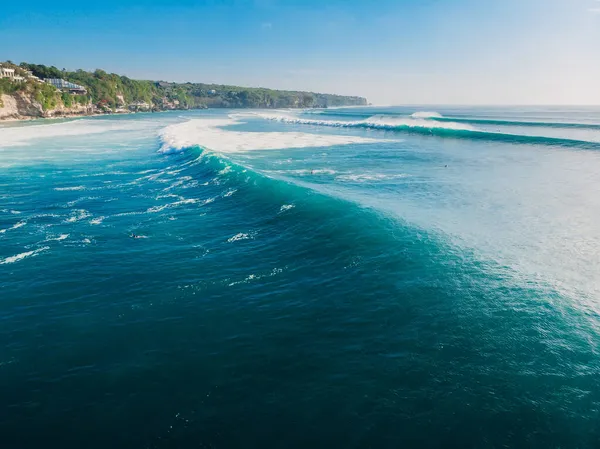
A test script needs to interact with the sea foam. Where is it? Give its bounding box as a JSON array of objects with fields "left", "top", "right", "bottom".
[
  {"left": 0, "top": 221, "right": 26, "bottom": 234},
  {"left": 0, "top": 246, "right": 49, "bottom": 265},
  {"left": 227, "top": 233, "right": 251, "bottom": 243},
  {"left": 411, "top": 111, "right": 443, "bottom": 119},
  {"left": 0, "top": 119, "right": 156, "bottom": 148},
  {"left": 256, "top": 112, "right": 475, "bottom": 132},
  {"left": 158, "top": 118, "right": 386, "bottom": 153}
]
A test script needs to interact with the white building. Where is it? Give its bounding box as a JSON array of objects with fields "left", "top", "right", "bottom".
[
  {"left": 0, "top": 67, "right": 15, "bottom": 79},
  {"left": 129, "top": 101, "right": 151, "bottom": 110},
  {"left": 13, "top": 75, "right": 25, "bottom": 82}
]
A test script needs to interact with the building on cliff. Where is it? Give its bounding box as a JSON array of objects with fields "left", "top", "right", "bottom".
[
  {"left": 128, "top": 101, "right": 151, "bottom": 111},
  {"left": 44, "top": 78, "right": 88, "bottom": 95},
  {"left": 0, "top": 66, "right": 15, "bottom": 79}
]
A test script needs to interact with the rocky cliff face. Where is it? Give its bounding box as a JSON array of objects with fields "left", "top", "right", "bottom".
[{"left": 0, "top": 92, "right": 94, "bottom": 120}]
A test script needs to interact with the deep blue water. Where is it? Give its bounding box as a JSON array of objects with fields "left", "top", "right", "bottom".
[{"left": 1, "top": 107, "right": 600, "bottom": 448}]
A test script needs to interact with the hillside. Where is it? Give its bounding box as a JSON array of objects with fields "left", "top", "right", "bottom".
[{"left": 0, "top": 62, "right": 366, "bottom": 119}]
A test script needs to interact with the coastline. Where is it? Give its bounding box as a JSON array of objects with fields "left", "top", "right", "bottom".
[
  {"left": 0, "top": 61, "right": 367, "bottom": 125},
  {"left": 0, "top": 105, "right": 342, "bottom": 124},
  {"left": 0, "top": 110, "right": 143, "bottom": 123}
]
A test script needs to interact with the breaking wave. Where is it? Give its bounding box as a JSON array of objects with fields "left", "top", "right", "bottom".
[
  {"left": 425, "top": 114, "right": 600, "bottom": 130},
  {"left": 411, "top": 111, "right": 443, "bottom": 119},
  {"left": 158, "top": 117, "right": 386, "bottom": 153},
  {"left": 257, "top": 113, "right": 600, "bottom": 149}
]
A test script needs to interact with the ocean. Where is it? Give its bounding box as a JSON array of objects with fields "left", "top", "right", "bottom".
[{"left": 1, "top": 106, "right": 600, "bottom": 448}]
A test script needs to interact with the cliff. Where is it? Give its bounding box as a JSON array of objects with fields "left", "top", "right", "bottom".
[
  {"left": 0, "top": 92, "right": 94, "bottom": 120},
  {"left": 5, "top": 62, "right": 366, "bottom": 116},
  {"left": 0, "top": 61, "right": 367, "bottom": 120}
]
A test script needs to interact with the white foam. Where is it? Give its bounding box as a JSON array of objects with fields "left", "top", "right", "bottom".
[
  {"left": 0, "top": 221, "right": 26, "bottom": 234},
  {"left": 364, "top": 115, "right": 474, "bottom": 131},
  {"left": 146, "top": 198, "right": 200, "bottom": 214},
  {"left": 0, "top": 246, "right": 49, "bottom": 265},
  {"left": 158, "top": 117, "right": 386, "bottom": 153},
  {"left": 256, "top": 112, "right": 474, "bottom": 132},
  {"left": 0, "top": 119, "right": 157, "bottom": 148},
  {"left": 336, "top": 173, "right": 409, "bottom": 182},
  {"left": 156, "top": 193, "right": 183, "bottom": 200},
  {"left": 74, "top": 171, "right": 130, "bottom": 178},
  {"left": 65, "top": 196, "right": 100, "bottom": 207},
  {"left": 227, "top": 267, "right": 283, "bottom": 286},
  {"left": 280, "top": 204, "right": 295, "bottom": 212},
  {"left": 223, "top": 189, "right": 237, "bottom": 197},
  {"left": 54, "top": 186, "right": 86, "bottom": 191},
  {"left": 227, "top": 232, "right": 251, "bottom": 243},
  {"left": 90, "top": 217, "right": 105, "bottom": 225},
  {"left": 411, "top": 111, "right": 443, "bottom": 119},
  {"left": 65, "top": 210, "right": 91, "bottom": 223},
  {"left": 228, "top": 274, "right": 258, "bottom": 286},
  {"left": 113, "top": 211, "right": 145, "bottom": 218},
  {"left": 289, "top": 168, "right": 337, "bottom": 175},
  {"left": 44, "top": 234, "right": 69, "bottom": 242}
]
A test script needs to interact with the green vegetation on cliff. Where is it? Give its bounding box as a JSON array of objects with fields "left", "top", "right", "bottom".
[
  {"left": 19, "top": 62, "right": 367, "bottom": 110},
  {"left": 0, "top": 65, "right": 65, "bottom": 111}
]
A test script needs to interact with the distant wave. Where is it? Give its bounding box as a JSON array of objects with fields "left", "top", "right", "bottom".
[
  {"left": 407, "top": 111, "right": 600, "bottom": 130},
  {"left": 411, "top": 111, "right": 443, "bottom": 119},
  {"left": 432, "top": 116, "right": 600, "bottom": 130},
  {"left": 303, "top": 110, "right": 600, "bottom": 131},
  {"left": 257, "top": 113, "right": 600, "bottom": 149}
]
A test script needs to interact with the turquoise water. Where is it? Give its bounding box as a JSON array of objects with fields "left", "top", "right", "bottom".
[{"left": 2, "top": 107, "right": 600, "bottom": 448}]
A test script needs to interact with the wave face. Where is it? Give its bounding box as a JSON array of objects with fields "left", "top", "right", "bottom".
[{"left": 2, "top": 107, "right": 600, "bottom": 448}]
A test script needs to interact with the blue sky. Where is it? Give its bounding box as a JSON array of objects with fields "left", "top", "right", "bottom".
[{"left": 2, "top": 0, "right": 600, "bottom": 104}]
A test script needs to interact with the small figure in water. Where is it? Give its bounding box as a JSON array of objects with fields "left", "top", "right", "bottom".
[
  {"left": 131, "top": 233, "right": 140, "bottom": 239},
  {"left": 310, "top": 169, "right": 314, "bottom": 175},
  {"left": 445, "top": 165, "right": 448, "bottom": 168}
]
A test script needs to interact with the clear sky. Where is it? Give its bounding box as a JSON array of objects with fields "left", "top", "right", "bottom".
[{"left": 2, "top": 0, "right": 600, "bottom": 105}]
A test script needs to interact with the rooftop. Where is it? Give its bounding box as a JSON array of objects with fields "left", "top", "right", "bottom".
[{"left": 45, "top": 78, "right": 87, "bottom": 92}]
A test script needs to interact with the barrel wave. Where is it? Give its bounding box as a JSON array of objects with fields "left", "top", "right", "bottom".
[{"left": 2, "top": 107, "right": 600, "bottom": 448}]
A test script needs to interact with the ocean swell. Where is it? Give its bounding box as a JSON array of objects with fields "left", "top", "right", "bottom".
[{"left": 257, "top": 113, "right": 600, "bottom": 149}]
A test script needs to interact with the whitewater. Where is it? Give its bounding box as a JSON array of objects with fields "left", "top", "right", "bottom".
[{"left": 2, "top": 106, "right": 600, "bottom": 449}]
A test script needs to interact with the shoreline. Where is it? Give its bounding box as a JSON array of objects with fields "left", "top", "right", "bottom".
[
  {"left": 0, "top": 109, "right": 173, "bottom": 123},
  {"left": 0, "top": 105, "right": 339, "bottom": 124}
]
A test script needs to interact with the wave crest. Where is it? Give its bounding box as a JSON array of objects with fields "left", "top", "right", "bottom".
[
  {"left": 256, "top": 113, "right": 600, "bottom": 149},
  {"left": 158, "top": 117, "right": 386, "bottom": 154},
  {"left": 411, "top": 111, "right": 443, "bottom": 119}
]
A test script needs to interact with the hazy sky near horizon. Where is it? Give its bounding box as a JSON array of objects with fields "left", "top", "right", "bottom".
[{"left": 2, "top": 0, "right": 600, "bottom": 105}]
